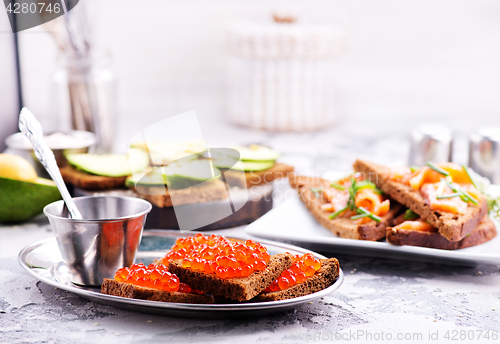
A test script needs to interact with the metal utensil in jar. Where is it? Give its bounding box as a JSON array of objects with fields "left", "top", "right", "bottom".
[{"left": 19, "top": 107, "right": 83, "bottom": 219}]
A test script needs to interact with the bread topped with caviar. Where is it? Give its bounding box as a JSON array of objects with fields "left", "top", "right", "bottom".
[
  {"left": 255, "top": 257, "right": 340, "bottom": 302},
  {"left": 165, "top": 235, "right": 294, "bottom": 302},
  {"left": 168, "top": 254, "right": 293, "bottom": 302},
  {"left": 100, "top": 263, "right": 214, "bottom": 304},
  {"left": 101, "top": 233, "right": 339, "bottom": 304},
  {"left": 353, "top": 160, "right": 488, "bottom": 242},
  {"left": 289, "top": 173, "right": 402, "bottom": 241}
]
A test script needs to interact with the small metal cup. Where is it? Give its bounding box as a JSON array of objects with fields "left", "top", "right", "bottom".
[
  {"left": 44, "top": 196, "right": 152, "bottom": 286},
  {"left": 469, "top": 128, "right": 500, "bottom": 184},
  {"left": 409, "top": 123, "right": 453, "bottom": 166}
]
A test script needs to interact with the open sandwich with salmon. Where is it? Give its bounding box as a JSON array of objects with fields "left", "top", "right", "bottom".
[
  {"left": 353, "top": 159, "right": 497, "bottom": 249},
  {"left": 289, "top": 172, "right": 402, "bottom": 241},
  {"left": 290, "top": 160, "right": 497, "bottom": 250}
]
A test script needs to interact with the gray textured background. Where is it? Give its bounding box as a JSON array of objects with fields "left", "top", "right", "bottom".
[{"left": 1, "top": 131, "right": 499, "bottom": 344}]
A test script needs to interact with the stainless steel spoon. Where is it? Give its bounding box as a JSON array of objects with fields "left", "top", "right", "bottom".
[{"left": 18, "top": 108, "right": 83, "bottom": 219}]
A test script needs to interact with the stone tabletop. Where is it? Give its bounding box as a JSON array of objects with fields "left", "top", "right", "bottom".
[
  {"left": 2, "top": 221, "right": 500, "bottom": 344},
  {"left": 1, "top": 122, "right": 500, "bottom": 344}
]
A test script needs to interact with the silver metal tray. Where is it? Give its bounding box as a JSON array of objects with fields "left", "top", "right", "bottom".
[{"left": 18, "top": 230, "right": 344, "bottom": 318}]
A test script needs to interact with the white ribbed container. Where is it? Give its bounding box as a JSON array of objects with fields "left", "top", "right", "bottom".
[{"left": 225, "top": 21, "right": 342, "bottom": 132}]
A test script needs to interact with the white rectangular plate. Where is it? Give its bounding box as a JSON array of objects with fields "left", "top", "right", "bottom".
[{"left": 246, "top": 196, "right": 500, "bottom": 266}]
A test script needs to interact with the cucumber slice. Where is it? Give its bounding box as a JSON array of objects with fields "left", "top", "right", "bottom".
[
  {"left": 66, "top": 149, "right": 149, "bottom": 177},
  {"left": 211, "top": 157, "right": 242, "bottom": 170},
  {"left": 233, "top": 145, "right": 279, "bottom": 161},
  {"left": 128, "top": 160, "right": 221, "bottom": 189},
  {"left": 164, "top": 160, "right": 221, "bottom": 188},
  {"left": 207, "top": 147, "right": 275, "bottom": 171},
  {"left": 214, "top": 160, "right": 274, "bottom": 172},
  {"left": 125, "top": 172, "right": 165, "bottom": 188}
]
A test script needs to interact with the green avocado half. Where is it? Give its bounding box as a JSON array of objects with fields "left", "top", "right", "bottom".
[
  {"left": 126, "top": 160, "right": 221, "bottom": 190},
  {"left": 0, "top": 176, "right": 61, "bottom": 223},
  {"left": 66, "top": 148, "right": 149, "bottom": 177},
  {"left": 210, "top": 145, "right": 278, "bottom": 171},
  {"left": 212, "top": 159, "right": 275, "bottom": 172},
  {"left": 232, "top": 145, "right": 279, "bottom": 161}
]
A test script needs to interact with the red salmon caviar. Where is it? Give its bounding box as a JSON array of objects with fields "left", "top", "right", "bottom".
[
  {"left": 114, "top": 267, "right": 129, "bottom": 282},
  {"left": 264, "top": 253, "right": 321, "bottom": 292},
  {"left": 178, "top": 283, "right": 191, "bottom": 293},
  {"left": 158, "top": 234, "right": 271, "bottom": 279},
  {"left": 113, "top": 263, "right": 183, "bottom": 292}
]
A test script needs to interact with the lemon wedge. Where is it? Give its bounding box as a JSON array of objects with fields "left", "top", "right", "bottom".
[{"left": 0, "top": 154, "right": 38, "bottom": 182}]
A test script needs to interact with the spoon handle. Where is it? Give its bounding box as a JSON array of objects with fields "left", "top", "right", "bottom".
[{"left": 18, "top": 108, "right": 83, "bottom": 219}]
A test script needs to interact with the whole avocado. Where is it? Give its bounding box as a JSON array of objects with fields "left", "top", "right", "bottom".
[{"left": 0, "top": 176, "right": 61, "bottom": 223}]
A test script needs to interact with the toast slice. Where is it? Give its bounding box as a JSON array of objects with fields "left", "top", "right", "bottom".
[
  {"left": 140, "top": 162, "right": 291, "bottom": 207},
  {"left": 60, "top": 165, "right": 127, "bottom": 190},
  {"left": 221, "top": 162, "right": 294, "bottom": 188},
  {"left": 245, "top": 163, "right": 294, "bottom": 188},
  {"left": 289, "top": 173, "right": 402, "bottom": 241},
  {"left": 387, "top": 217, "right": 497, "bottom": 250},
  {"left": 254, "top": 258, "right": 340, "bottom": 302},
  {"left": 134, "top": 179, "right": 228, "bottom": 208},
  {"left": 100, "top": 278, "right": 214, "bottom": 304},
  {"left": 168, "top": 253, "right": 294, "bottom": 302},
  {"left": 353, "top": 159, "right": 488, "bottom": 242}
]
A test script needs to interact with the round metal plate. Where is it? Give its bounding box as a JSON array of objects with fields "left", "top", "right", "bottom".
[{"left": 18, "top": 230, "right": 344, "bottom": 318}]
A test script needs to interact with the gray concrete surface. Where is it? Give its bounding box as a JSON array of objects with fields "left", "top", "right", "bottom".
[
  {"left": 1, "top": 126, "right": 500, "bottom": 344},
  {"left": 1, "top": 206, "right": 500, "bottom": 343}
]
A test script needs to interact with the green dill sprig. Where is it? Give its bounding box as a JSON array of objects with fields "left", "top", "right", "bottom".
[
  {"left": 350, "top": 213, "right": 371, "bottom": 220},
  {"left": 462, "top": 166, "right": 499, "bottom": 219},
  {"left": 427, "top": 161, "right": 450, "bottom": 176},
  {"left": 403, "top": 209, "right": 419, "bottom": 221},
  {"left": 347, "top": 176, "right": 357, "bottom": 211},
  {"left": 436, "top": 193, "right": 461, "bottom": 199},
  {"left": 310, "top": 187, "right": 323, "bottom": 197},
  {"left": 356, "top": 181, "right": 378, "bottom": 190},
  {"left": 350, "top": 206, "right": 382, "bottom": 222},
  {"left": 462, "top": 165, "right": 479, "bottom": 189},
  {"left": 329, "top": 206, "right": 348, "bottom": 219},
  {"left": 442, "top": 179, "right": 478, "bottom": 205},
  {"left": 330, "top": 183, "right": 345, "bottom": 190},
  {"left": 328, "top": 176, "right": 383, "bottom": 223},
  {"left": 487, "top": 197, "right": 500, "bottom": 218}
]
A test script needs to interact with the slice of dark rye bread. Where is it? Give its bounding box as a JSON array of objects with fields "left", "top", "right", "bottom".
[
  {"left": 288, "top": 173, "right": 402, "bottom": 241},
  {"left": 222, "top": 163, "right": 295, "bottom": 188},
  {"left": 168, "top": 253, "right": 294, "bottom": 302},
  {"left": 100, "top": 278, "right": 214, "bottom": 304},
  {"left": 246, "top": 163, "right": 294, "bottom": 188},
  {"left": 387, "top": 217, "right": 497, "bottom": 250},
  {"left": 62, "top": 164, "right": 228, "bottom": 207},
  {"left": 254, "top": 258, "right": 340, "bottom": 302},
  {"left": 353, "top": 159, "right": 488, "bottom": 242},
  {"left": 60, "top": 165, "right": 127, "bottom": 190},
  {"left": 133, "top": 179, "right": 228, "bottom": 208}
]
